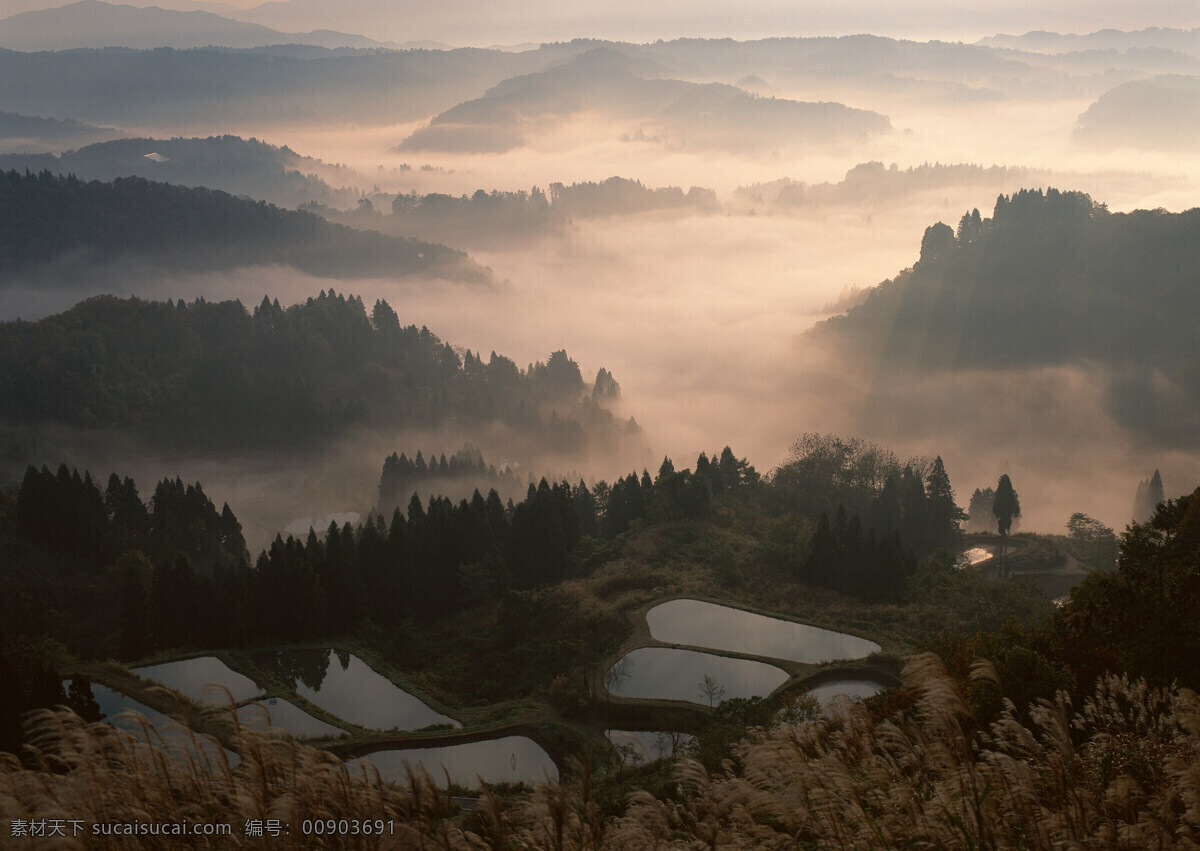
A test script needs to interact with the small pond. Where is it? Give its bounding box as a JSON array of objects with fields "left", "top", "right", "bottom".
[
  {"left": 133, "top": 656, "right": 263, "bottom": 706},
  {"left": 606, "top": 647, "right": 789, "bottom": 704},
  {"left": 646, "top": 599, "right": 880, "bottom": 663},
  {"left": 351, "top": 736, "right": 556, "bottom": 788},
  {"left": 70, "top": 681, "right": 239, "bottom": 768},
  {"left": 805, "top": 678, "right": 885, "bottom": 706},
  {"left": 606, "top": 730, "right": 694, "bottom": 764},
  {"left": 236, "top": 697, "right": 347, "bottom": 739},
  {"left": 251, "top": 649, "right": 458, "bottom": 732}
]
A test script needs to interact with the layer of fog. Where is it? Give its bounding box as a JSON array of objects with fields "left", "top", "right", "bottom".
[
  {"left": 1, "top": 416, "right": 635, "bottom": 554},
  {"left": 6, "top": 32, "right": 1200, "bottom": 545},
  {"left": 225, "top": 91, "right": 1198, "bottom": 213},
  {"left": 9, "top": 192, "right": 1195, "bottom": 541}
]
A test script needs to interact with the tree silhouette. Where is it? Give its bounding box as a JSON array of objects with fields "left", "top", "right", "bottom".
[
  {"left": 993, "top": 474, "right": 1021, "bottom": 537},
  {"left": 1132, "top": 469, "right": 1165, "bottom": 524},
  {"left": 698, "top": 674, "right": 726, "bottom": 708}
]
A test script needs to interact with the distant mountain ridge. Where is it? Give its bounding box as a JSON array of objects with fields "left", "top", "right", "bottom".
[
  {"left": 401, "top": 47, "right": 891, "bottom": 153},
  {"left": 1074, "top": 74, "right": 1200, "bottom": 150},
  {"left": 0, "top": 135, "right": 362, "bottom": 208},
  {"left": 978, "top": 27, "right": 1200, "bottom": 58},
  {"left": 0, "top": 111, "right": 120, "bottom": 152},
  {"left": 0, "top": 170, "right": 490, "bottom": 283},
  {"left": 0, "top": 0, "right": 399, "bottom": 51}
]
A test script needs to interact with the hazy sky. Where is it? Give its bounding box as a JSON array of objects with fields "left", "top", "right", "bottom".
[{"left": 3, "top": 0, "right": 1197, "bottom": 45}]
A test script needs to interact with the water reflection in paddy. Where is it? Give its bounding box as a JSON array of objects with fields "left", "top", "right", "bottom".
[
  {"left": 962, "top": 546, "right": 995, "bottom": 566},
  {"left": 806, "top": 679, "right": 885, "bottom": 706},
  {"left": 133, "top": 656, "right": 262, "bottom": 706},
  {"left": 647, "top": 599, "right": 880, "bottom": 663},
  {"left": 606, "top": 647, "right": 789, "bottom": 704},
  {"left": 236, "top": 697, "right": 347, "bottom": 739},
  {"left": 251, "top": 649, "right": 459, "bottom": 732},
  {"left": 75, "top": 681, "right": 239, "bottom": 768},
  {"left": 353, "top": 736, "right": 556, "bottom": 787}
]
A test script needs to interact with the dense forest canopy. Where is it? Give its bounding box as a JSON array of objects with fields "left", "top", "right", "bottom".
[
  {"left": 0, "top": 170, "right": 486, "bottom": 281},
  {"left": 0, "top": 136, "right": 360, "bottom": 209},
  {"left": 0, "top": 291, "right": 632, "bottom": 452},
  {"left": 813, "top": 189, "right": 1200, "bottom": 444}
]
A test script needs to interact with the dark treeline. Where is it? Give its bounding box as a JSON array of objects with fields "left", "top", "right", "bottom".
[
  {"left": 736, "top": 161, "right": 1043, "bottom": 209},
  {"left": 814, "top": 188, "right": 1200, "bottom": 445},
  {"left": 0, "top": 136, "right": 361, "bottom": 210},
  {"left": 0, "top": 291, "right": 632, "bottom": 452},
  {"left": 15, "top": 464, "right": 246, "bottom": 574},
  {"left": 0, "top": 446, "right": 757, "bottom": 658},
  {"left": 390, "top": 177, "right": 718, "bottom": 222},
  {"left": 764, "top": 436, "right": 962, "bottom": 599},
  {"left": 2, "top": 436, "right": 959, "bottom": 666},
  {"left": 0, "top": 170, "right": 484, "bottom": 281},
  {"left": 317, "top": 177, "right": 720, "bottom": 245},
  {"left": 378, "top": 445, "right": 524, "bottom": 511}
]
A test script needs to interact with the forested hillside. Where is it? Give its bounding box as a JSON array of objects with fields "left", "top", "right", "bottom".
[
  {"left": 813, "top": 189, "right": 1200, "bottom": 442},
  {"left": 0, "top": 291, "right": 629, "bottom": 452},
  {"left": 0, "top": 136, "right": 360, "bottom": 209},
  {"left": 0, "top": 170, "right": 486, "bottom": 281}
]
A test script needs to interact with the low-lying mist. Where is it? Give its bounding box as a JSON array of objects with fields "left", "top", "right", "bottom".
[
  {"left": 5, "top": 34, "right": 1199, "bottom": 545},
  {"left": 7, "top": 190, "right": 1194, "bottom": 540}
]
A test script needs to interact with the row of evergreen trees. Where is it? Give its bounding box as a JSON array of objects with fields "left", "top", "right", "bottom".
[
  {"left": 16, "top": 464, "right": 245, "bottom": 573},
  {"left": 8, "top": 437, "right": 967, "bottom": 661},
  {"left": 0, "top": 291, "right": 632, "bottom": 453},
  {"left": 378, "top": 446, "right": 523, "bottom": 511}
]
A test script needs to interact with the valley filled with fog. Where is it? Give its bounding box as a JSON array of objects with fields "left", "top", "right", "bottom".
[
  {"left": 2, "top": 22, "right": 1197, "bottom": 538},
  {"left": 6, "top": 5, "right": 1200, "bottom": 846}
]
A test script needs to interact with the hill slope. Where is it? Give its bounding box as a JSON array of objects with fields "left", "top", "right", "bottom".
[
  {"left": 811, "top": 189, "right": 1200, "bottom": 444},
  {"left": 0, "top": 0, "right": 394, "bottom": 51},
  {"left": 0, "top": 170, "right": 487, "bottom": 282},
  {"left": 0, "top": 135, "right": 360, "bottom": 208}
]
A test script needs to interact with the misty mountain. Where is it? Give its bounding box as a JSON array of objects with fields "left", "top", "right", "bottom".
[
  {"left": 812, "top": 188, "right": 1200, "bottom": 445},
  {"left": 0, "top": 136, "right": 363, "bottom": 208},
  {"left": 1074, "top": 75, "right": 1200, "bottom": 150},
  {"left": 0, "top": 292, "right": 634, "bottom": 455},
  {"left": 319, "top": 177, "right": 720, "bottom": 248},
  {"left": 0, "top": 0, "right": 398, "bottom": 51},
  {"left": 736, "top": 162, "right": 1059, "bottom": 210},
  {"left": 634, "top": 35, "right": 1031, "bottom": 82},
  {"left": 0, "top": 46, "right": 553, "bottom": 128},
  {"left": 0, "top": 112, "right": 121, "bottom": 153},
  {"left": 0, "top": 170, "right": 487, "bottom": 282},
  {"left": 0, "top": 35, "right": 1113, "bottom": 133},
  {"left": 399, "top": 48, "right": 891, "bottom": 153},
  {"left": 978, "top": 27, "right": 1200, "bottom": 58}
]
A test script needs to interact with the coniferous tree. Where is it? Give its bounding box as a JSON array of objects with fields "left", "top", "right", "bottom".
[
  {"left": 993, "top": 474, "right": 1021, "bottom": 536},
  {"left": 1132, "top": 469, "right": 1166, "bottom": 524},
  {"left": 925, "top": 456, "right": 964, "bottom": 549}
]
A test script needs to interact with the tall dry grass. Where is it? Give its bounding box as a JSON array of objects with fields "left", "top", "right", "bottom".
[
  {"left": 5, "top": 657, "right": 1199, "bottom": 848},
  {"left": 600, "top": 653, "right": 1200, "bottom": 849},
  {"left": 1, "top": 702, "right": 480, "bottom": 849}
]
